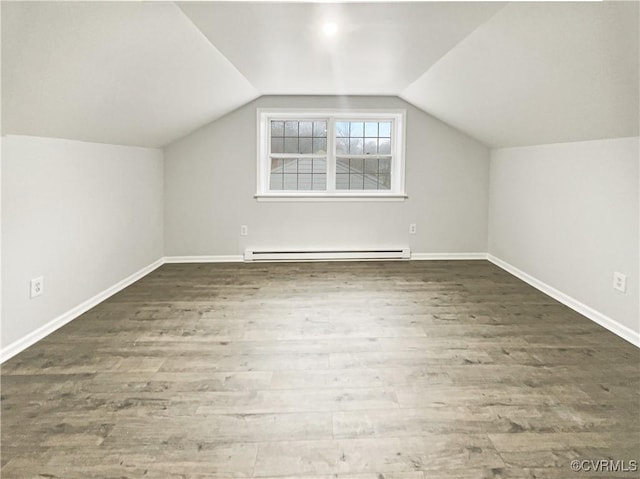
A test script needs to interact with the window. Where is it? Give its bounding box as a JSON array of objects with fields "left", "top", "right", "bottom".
[{"left": 257, "top": 109, "right": 406, "bottom": 200}]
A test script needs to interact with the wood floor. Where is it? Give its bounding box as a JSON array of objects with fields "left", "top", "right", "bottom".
[{"left": 1, "top": 261, "right": 638, "bottom": 478}]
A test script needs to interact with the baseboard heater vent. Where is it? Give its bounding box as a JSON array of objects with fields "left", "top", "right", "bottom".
[{"left": 244, "top": 248, "right": 411, "bottom": 262}]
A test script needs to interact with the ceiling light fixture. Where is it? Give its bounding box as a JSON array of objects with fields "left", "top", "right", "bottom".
[{"left": 323, "top": 22, "right": 338, "bottom": 37}]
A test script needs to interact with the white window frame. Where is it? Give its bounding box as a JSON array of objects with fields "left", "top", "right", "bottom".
[{"left": 256, "top": 108, "right": 407, "bottom": 201}]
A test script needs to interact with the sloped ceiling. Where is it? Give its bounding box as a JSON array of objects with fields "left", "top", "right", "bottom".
[
  {"left": 402, "top": 2, "right": 640, "bottom": 148},
  {"left": 1, "top": 2, "right": 258, "bottom": 148},
  {"left": 2, "top": 2, "right": 638, "bottom": 149}
]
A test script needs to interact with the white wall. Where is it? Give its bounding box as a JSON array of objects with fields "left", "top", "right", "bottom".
[
  {"left": 1, "top": 135, "right": 164, "bottom": 350},
  {"left": 489, "top": 137, "right": 639, "bottom": 337},
  {"left": 164, "top": 96, "right": 490, "bottom": 256}
]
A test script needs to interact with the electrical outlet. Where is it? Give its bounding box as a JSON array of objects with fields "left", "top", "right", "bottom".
[
  {"left": 240, "top": 225, "right": 248, "bottom": 236},
  {"left": 613, "top": 272, "right": 626, "bottom": 293},
  {"left": 30, "top": 276, "right": 44, "bottom": 298},
  {"left": 409, "top": 223, "right": 417, "bottom": 235}
]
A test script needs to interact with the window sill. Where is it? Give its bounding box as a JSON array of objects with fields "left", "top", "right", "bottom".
[{"left": 255, "top": 194, "right": 408, "bottom": 202}]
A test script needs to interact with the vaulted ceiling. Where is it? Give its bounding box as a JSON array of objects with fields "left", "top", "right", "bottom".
[
  {"left": 2, "top": 1, "right": 638, "bottom": 149},
  {"left": 178, "top": 2, "right": 502, "bottom": 95},
  {"left": 1, "top": 2, "right": 258, "bottom": 148},
  {"left": 401, "top": 2, "right": 640, "bottom": 147}
]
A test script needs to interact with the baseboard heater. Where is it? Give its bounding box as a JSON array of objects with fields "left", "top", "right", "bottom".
[{"left": 244, "top": 247, "right": 411, "bottom": 262}]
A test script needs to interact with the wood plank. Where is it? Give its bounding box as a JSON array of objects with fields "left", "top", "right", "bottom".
[{"left": 2, "top": 260, "right": 638, "bottom": 478}]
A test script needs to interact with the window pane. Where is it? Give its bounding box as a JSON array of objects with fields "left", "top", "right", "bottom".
[
  {"left": 334, "top": 155, "right": 393, "bottom": 191},
  {"left": 378, "top": 173, "right": 391, "bottom": 189},
  {"left": 273, "top": 119, "right": 330, "bottom": 154},
  {"left": 349, "top": 138, "right": 363, "bottom": 155},
  {"left": 339, "top": 120, "right": 392, "bottom": 155},
  {"left": 336, "top": 121, "right": 349, "bottom": 137},
  {"left": 350, "top": 158, "right": 364, "bottom": 173},
  {"left": 298, "top": 158, "right": 312, "bottom": 173},
  {"left": 350, "top": 122, "right": 364, "bottom": 137},
  {"left": 299, "top": 138, "right": 312, "bottom": 154},
  {"left": 271, "top": 158, "right": 283, "bottom": 172},
  {"left": 283, "top": 159, "right": 297, "bottom": 173},
  {"left": 271, "top": 121, "right": 284, "bottom": 137},
  {"left": 365, "top": 122, "right": 378, "bottom": 137},
  {"left": 350, "top": 174, "right": 364, "bottom": 189},
  {"left": 378, "top": 138, "right": 391, "bottom": 155},
  {"left": 284, "top": 138, "right": 299, "bottom": 153},
  {"left": 269, "top": 158, "right": 327, "bottom": 191},
  {"left": 336, "top": 138, "right": 349, "bottom": 155},
  {"left": 270, "top": 173, "right": 283, "bottom": 190},
  {"left": 283, "top": 173, "right": 298, "bottom": 189},
  {"left": 364, "top": 139, "right": 377, "bottom": 155},
  {"left": 312, "top": 174, "right": 326, "bottom": 190},
  {"left": 298, "top": 173, "right": 312, "bottom": 190},
  {"left": 284, "top": 121, "right": 298, "bottom": 137},
  {"left": 313, "top": 158, "right": 326, "bottom": 173},
  {"left": 271, "top": 137, "right": 284, "bottom": 153},
  {"left": 313, "top": 121, "right": 327, "bottom": 138},
  {"left": 336, "top": 173, "right": 349, "bottom": 189},
  {"left": 364, "top": 175, "right": 379, "bottom": 190},
  {"left": 299, "top": 121, "right": 313, "bottom": 137},
  {"left": 313, "top": 138, "right": 327, "bottom": 154},
  {"left": 364, "top": 158, "right": 378, "bottom": 174}
]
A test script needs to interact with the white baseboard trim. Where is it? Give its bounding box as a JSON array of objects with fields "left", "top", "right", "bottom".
[
  {"left": 487, "top": 254, "right": 640, "bottom": 348},
  {"left": 163, "top": 255, "right": 243, "bottom": 263},
  {"left": 0, "top": 258, "right": 165, "bottom": 363},
  {"left": 412, "top": 252, "right": 488, "bottom": 260}
]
